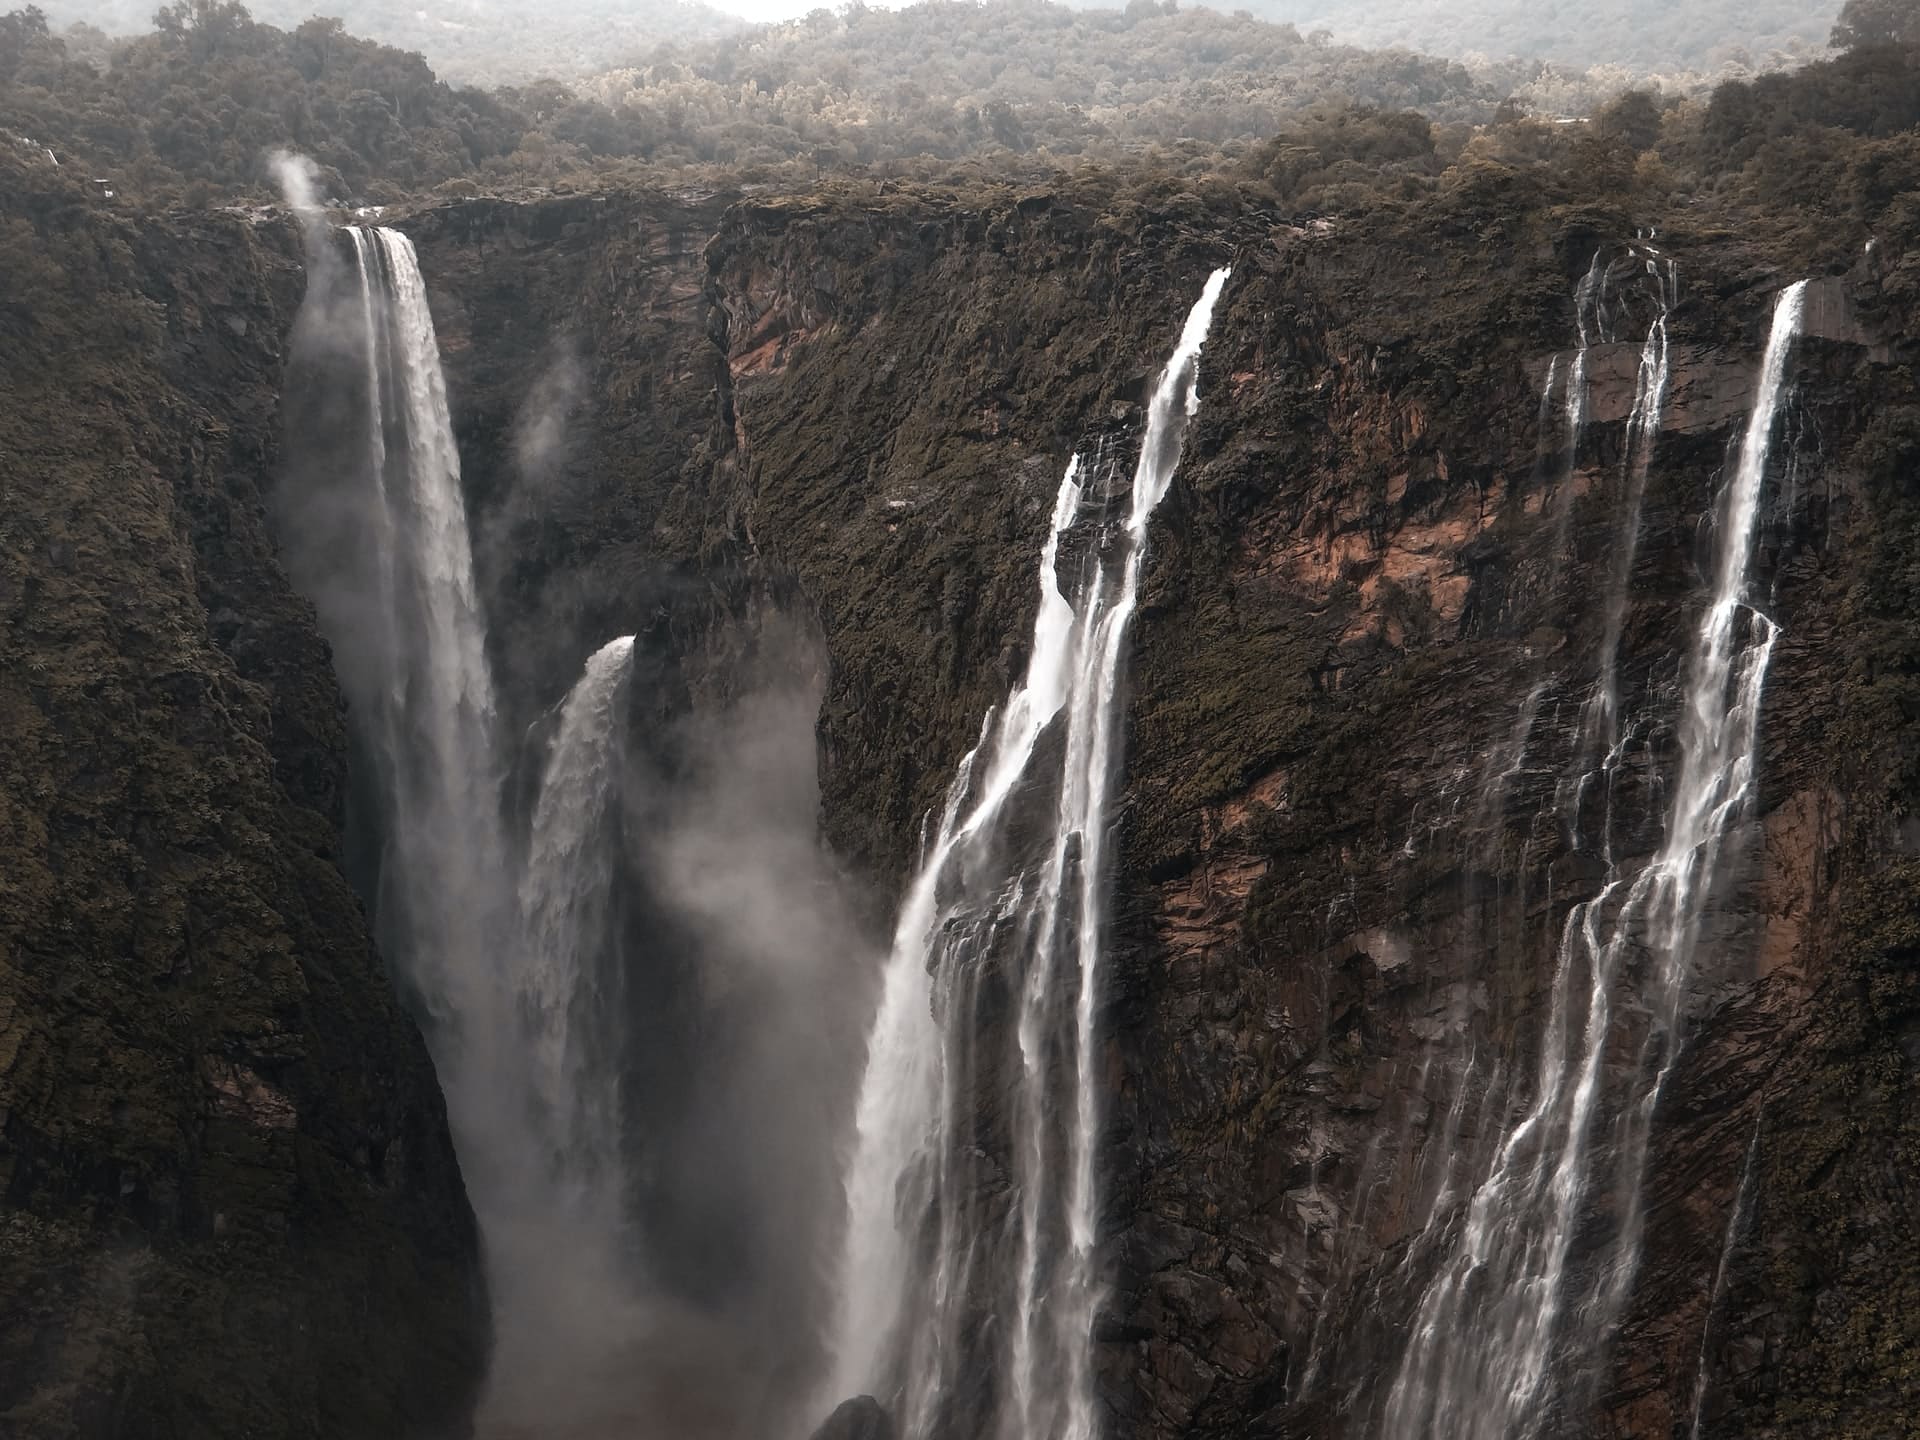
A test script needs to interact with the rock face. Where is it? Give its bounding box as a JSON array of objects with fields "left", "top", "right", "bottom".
[
  {"left": 409, "top": 181, "right": 1920, "bottom": 1440},
  {"left": 810, "top": 1395, "right": 896, "bottom": 1440},
  {"left": 4, "top": 150, "right": 1918, "bottom": 1440},
  {"left": 0, "top": 157, "right": 487, "bottom": 1433}
]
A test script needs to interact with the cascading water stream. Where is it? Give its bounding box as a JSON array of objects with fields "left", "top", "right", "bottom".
[
  {"left": 1362, "top": 253, "right": 1628, "bottom": 1390},
  {"left": 332, "top": 224, "right": 514, "bottom": 1116},
  {"left": 1688, "top": 1118, "right": 1763, "bottom": 1440},
  {"left": 1567, "top": 241, "right": 1679, "bottom": 852},
  {"left": 280, "top": 187, "right": 650, "bottom": 1423},
  {"left": 520, "top": 634, "right": 637, "bottom": 1192},
  {"left": 1382, "top": 279, "right": 1808, "bottom": 1440},
  {"left": 829, "top": 268, "right": 1231, "bottom": 1440},
  {"left": 488, "top": 633, "right": 647, "bottom": 1419}
]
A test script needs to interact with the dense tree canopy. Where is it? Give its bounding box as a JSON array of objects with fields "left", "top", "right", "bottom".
[
  {"left": 0, "top": 0, "right": 1915, "bottom": 236},
  {"left": 1, "top": 0, "right": 1528, "bottom": 198},
  {"left": 575, "top": 0, "right": 1523, "bottom": 171},
  {"left": 36, "top": 0, "right": 740, "bottom": 84},
  {"left": 1831, "top": 0, "right": 1920, "bottom": 51}
]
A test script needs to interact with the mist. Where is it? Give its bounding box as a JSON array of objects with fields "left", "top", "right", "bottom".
[{"left": 616, "top": 619, "right": 881, "bottom": 1438}]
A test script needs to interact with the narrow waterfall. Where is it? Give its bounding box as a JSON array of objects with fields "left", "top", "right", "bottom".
[
  {"left": 520, "top": 634, "right": 637, "bottom": 1196},
  {"left": 1688, "top": 1119, "right": 1763, "bottom": 1440},
  {"left": 1383, "top": 280, "right": 1808, "bottom": 1440},
  {"left": 491, "top": 634, "right": 645, "bottom": 1416},
  {"left": 1393, "top": 251, "right": 1656, "bottom": 1337},
  {"left": 1566, "top": 240, "right": 1677, "bottom": 847},
  {"left": 830, "top": 268, "right": 1232, "bottom": 1440}
]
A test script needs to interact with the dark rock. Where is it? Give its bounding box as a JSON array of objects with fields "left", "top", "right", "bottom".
[
  {"left": 808, "top": 1394, "right": 895, "bottom": 1440},
  {"left": 0, "top": 176, "right": 485, "bottom": 1436}
]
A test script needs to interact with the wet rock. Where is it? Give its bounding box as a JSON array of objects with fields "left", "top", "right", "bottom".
[{"left": 808, "top": 1394, "right": 895, "bottom": 1440}]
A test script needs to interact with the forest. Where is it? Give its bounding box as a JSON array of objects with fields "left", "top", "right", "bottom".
[
  {"left": 33, "top": 0, "right": 741, "bottom": 85},
  {"left": 0, "top": 0, "right": 1915, "bottom": 247},
  {"left": 1216, "top": 0, "right": 1837, "bottom": 73}
]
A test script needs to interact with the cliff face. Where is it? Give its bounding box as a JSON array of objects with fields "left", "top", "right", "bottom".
[
  {"left": 410, "top": 180, "right": 1920, "bottom": 1439},
  {"left": 4, "top": 148, "right": 1917, "bottom": 1440},
  {"left": 0, "top": 155, "right": 487, "bottom": 1435}
]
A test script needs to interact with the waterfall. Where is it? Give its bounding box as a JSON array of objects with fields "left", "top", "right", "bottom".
[
  {"left": 489, "top": 633, "right": 646, "bottom": 1421},
  {"left": 281, "top": 200, "right": 650, "bottom": 1422},
  {"left": 1589, "top": 244, "right": 1679, "bottom": 742},
  {"left": 520, "top": 634, "right": 637, "bottom": 1192},
  {"left": 1565, "top": 241, "right": 1678, "bottom": 851},
  {"left": 335, "top": 225, "right": 513, "bottom": 1102},
  {"left": 1383, "top": 280, "right": 1808, "bottom": 1440},
  {"left": 829, "top": 268, "right": 1231, "bottom": 1440},
  {"left": 1688, "top": 1118, "right": 1763, "bottom": 1440}
]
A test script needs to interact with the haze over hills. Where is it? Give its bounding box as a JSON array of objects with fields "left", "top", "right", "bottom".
[
  {"left": 4, "top": 0, "right": 1905, "bottom": 203},
  {"left": 33, "top": 0, "right": 1847, "bottom": 84},
  {"left": 34, "top": 0, "right": 742, "bottom": 82},
  {"left": 1194, "top": 0, "right": 1840, "bottom": 72}
]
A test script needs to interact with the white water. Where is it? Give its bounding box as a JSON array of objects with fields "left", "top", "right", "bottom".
[
  {"left": 829, "top": 268, "right": 1231, "bottom": 1440},
  {"left": 1538, "top": 248, "right": 1607, "bottom": 599},
  {"left": 488, "top": 633, "right": 647, "bottom": 1421},
  {"left": 1566, "top": 242, "right": 1678, "bottom": 851},
  {"left": 520, "top": 635, "right": 638, "bottom": 1221},
  {"left": 285, "top": 203, "right": 653, "bottom": 1422},
  {"left": 343, "top": 226, "right": 512, "bottom": 1082},
  {"left": 1383, "top": 280, "right": 1807, "bottom": 1440},
  {"left": 342, "top": 232, "right": 655, "bottom": 1418}
]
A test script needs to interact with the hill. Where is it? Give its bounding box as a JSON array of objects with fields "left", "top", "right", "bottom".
[
  {"left": 33, "top": 0, "right": 739, "bottom": 82},
  {"left": 1220, "top": 0, "right": 1838, "bottom": 71}
]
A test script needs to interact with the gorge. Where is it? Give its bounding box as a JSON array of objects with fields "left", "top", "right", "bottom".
[{"left": 4, "top": 46, "right": 1920, "bottom": 1440}]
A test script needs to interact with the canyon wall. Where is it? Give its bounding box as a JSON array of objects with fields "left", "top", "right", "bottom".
[
  {"left": 4, "top": 143, "right": 1917, "bottom": 1437},
  {"left": 411, "top": 181, "right": 1920, "bottom": 1438},
  {"left": 0, "top": 157, "right": 488, "bottom": 1434}
]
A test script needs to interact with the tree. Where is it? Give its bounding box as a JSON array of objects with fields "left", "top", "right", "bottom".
[
  {"left": 0, "top": 6, "right": 54, "bottom": 82},
  {"left": 1831, "top": 0, "right": 1920, "bottom": 50},
  {"left": 1596, "top": 89, "right": 1663, "bottom": 151}
]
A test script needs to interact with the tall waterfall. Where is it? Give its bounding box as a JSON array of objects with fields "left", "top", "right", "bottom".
[
  {"left": 1383, "top": 280, "right": 1808, "bottom": 1440},
  {"left": 830, "top": 268, "right": 1232, "bottom": 1440},
  {"left": 334, "top": 225, "right": 514, "bottom": 1118},
  {"left": 281, "top": 199, "right": 649, "bottom": 1423}
]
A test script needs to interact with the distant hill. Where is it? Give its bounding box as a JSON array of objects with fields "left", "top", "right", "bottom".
[
  {"left": 1206, "top": 0, "right": 1839, "bottom": 71},
  {"left": 35, "top": 0, "right": 741, "bottom": 82}
]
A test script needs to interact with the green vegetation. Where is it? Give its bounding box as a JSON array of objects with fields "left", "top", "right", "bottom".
[
  {"left": 575, "top": 1, "right": 1516, "bottom": 161},
  {"left": 0, "top": 1, "right": 528, "bottom": 199},
  {"left": 36, "top": 0, "right": 740, "bottom": 84},
  {"left": 4, "top": 0, "right": 1914, "bottom": 217},
  {"left": 0, "top": 0, "right": 1525, "bottom": 201},
  {"left": 1830, "top": 0, "right": 1920, "bottom": 51}
]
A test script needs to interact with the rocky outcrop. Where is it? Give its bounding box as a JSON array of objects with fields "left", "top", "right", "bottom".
[{"left": 0, "top": 153, "right": 486, "bottom": 1436}]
